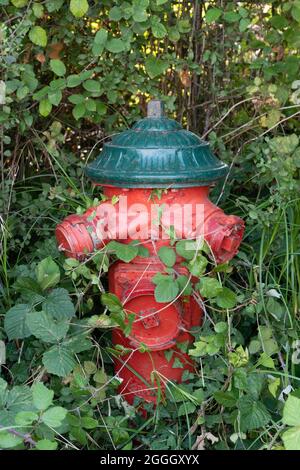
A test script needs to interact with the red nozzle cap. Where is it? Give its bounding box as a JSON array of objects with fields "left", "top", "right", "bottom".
[
  {"left": 206, "top": 213, "right": 245, "bottom": 263},
  {"left": 55, "top": 215, "right": 94, "bottom": 259},
  {"left": 124, "top": 293, "right": 182, "bottom": 351}
]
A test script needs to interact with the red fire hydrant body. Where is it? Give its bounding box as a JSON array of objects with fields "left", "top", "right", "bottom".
[{"left": 56, "top": 101, "right": 244, "bottom": 405}]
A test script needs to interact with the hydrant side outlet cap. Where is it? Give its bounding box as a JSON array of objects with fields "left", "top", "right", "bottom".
[{"left": 86, "top": 100, "right": 229, "bottom": 188}]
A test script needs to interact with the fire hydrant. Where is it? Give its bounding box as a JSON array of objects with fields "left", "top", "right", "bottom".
[{"left": 56, "top": 101, "right": 244, "bottom": 406}]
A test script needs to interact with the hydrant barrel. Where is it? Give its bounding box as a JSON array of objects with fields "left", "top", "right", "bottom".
[{"left": 56, "top": 100, "right": 245, "bottom": 406}]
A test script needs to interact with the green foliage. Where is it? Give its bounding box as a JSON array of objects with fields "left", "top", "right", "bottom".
[
  {"left": 107, "top": 241, "right": 139, "bottom": 262},
  {"left": 282, "top": 396, "right": 300, "bottom": 450},
  {"left": 158, "top": 246, "right": 176, "bottom": 267},
  {"left": 29, "top": 26, "right": 47, "bottom": 47},
  {"left": 70, "top": 0, "right": 89, "bottom": 18},
  {"left": 0, "top": 0, "right": 300, "bottom": 452}
]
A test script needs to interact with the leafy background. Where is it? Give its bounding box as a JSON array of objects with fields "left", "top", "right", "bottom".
[{"left": 0, "top": 0, "right": 300, "bottom": 450}]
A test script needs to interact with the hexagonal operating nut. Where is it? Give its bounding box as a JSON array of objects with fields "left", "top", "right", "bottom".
[{"left": 147, "top": 100, "right": 164, "bottom": 118}]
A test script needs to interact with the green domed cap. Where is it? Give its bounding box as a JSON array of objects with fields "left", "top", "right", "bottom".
[{"left": 86, "top": 100, "right": 228, "bottom": 188}]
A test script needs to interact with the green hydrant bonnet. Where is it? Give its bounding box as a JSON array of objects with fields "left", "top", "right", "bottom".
[{"left": 85, "top": 100, "right": 228, "bottom": 188}]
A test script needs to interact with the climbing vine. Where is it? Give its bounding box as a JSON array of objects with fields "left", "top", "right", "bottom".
[{"left": 1, "top": 0, "right": 300, "bottom": 451}]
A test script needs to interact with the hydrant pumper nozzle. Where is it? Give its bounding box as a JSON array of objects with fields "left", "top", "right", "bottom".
[{"left": 56, "top": 100, "right": 244, "bottom": 406}]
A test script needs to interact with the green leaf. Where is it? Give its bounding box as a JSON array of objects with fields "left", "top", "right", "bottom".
[
  {"left": 92, "top": 29, "right": 108, "bottom": 55},
  {"left": 48, "top": 90, "right": 62, "bottom": 106},
  {"left": 268, "top": 377, "right": 280, "bottom": 398},
  {"left": 238, "top": 396, "right": 271, "bottom": 431},
  {"left": 32, "top": 3, "right": 44, "bottom": 18},
  {"left": 228, "top": 345, "right": 249, "bottom": 368},
  {"left": 42, "top": 406, "right": 67, "bottom": 428},
  {"left": 72, "top": 103, "right": 86, "bottom": 120},
  {"left": 175, "top": 240, "right": 198, "bottom": 260},
  {"left": 152, "top": 273, "right": 169, "bottom": 285},
  {"left": 32, "top": 382, "right": 54, "bottom": 411},
  {"left": 292, "top": 6, "right": 300, "bottom": 23},
  {"left": 172, "top": 357, "right": 184, "bottom": 369},
  {"left": 50, "top": 59, "right": 66, "bottom": 77},
  {"left": 83, "top": 79, "right": 101, "bottom": 93},
  {"left": 68, "top": 94, "right": 84, "bottom": 104},
  {"left": 45, "top": 1, "right": 63, "bottom": 12},
  {"left": 188, "top": 254, "right": 208, "bottom": 277},
  {"left": 43, "top": 288, "right": 75, "bottom": 321},
  {"left": 101, "top": 293, "right": 123, "bottom": 313},
  {"left": 107, "top": 241, "right": 139, "bottom": 262},
  {"left": 36, "top": 439, "right": 58, "bottom": 450},
  {"left": 29, "top": 26, "right": 47, "bottom": 47},
  {"left": 11, "top": 0, "right": 28, "bottom": 7},
  {"left": 158, "top": 246, "right": 176, "bottom": 267},
  {"left": 93, "top": 369, "right": 107, "bottom": 384},
  {"left": 4, "top": 385, "right": 32, "bottom": 414},
  {"left": 178, "top": 402, "right": 196, "bottom": 416},
  {"left": 132, "top": 0, "right": 149, "bottom": 22},
  {"left": 168, "top": 26, "right": 180, "bottom": 42},
  {"left": 145, "top": 56, "right": 169, "bottom": 78},
  {"left": 224, "top": 11, "right": 240, "bottom": 23},
  {"left": 257, "top": 352, "right": 275, "bottom": 369},
  {"left": 4, "top": 304, "right": 32, "bottom": 340},
  {"left": 151, "top": 19, "right": 167, "bottom": 38},
  {"left": 42, "top": 346, "right": 76, "bottom": 377},
  {"left": 86, "top": 98, "right": 97, "bottom": 111},
  {"left": 63, "top": 335, "right": 93, "bottom": 353},
  {"left": 0, "top": 431, "right": 23, "bottom": 449},
  {"left": 283, "top": 395, "right": 300, "bottom": 426},
  {"left": 70, "top": 0, "right": 88, "bottom": 18},
  {"left": 215, "top": 287, "right": 237, "bottom": 309},
  {"left": 205, "top": 8, "right": 222, "bottom": 24},
  {"left": 39, "top": 98, "right": 52, "bottom": 117},
  {"left": 66, "top": 75, "right": 82, "bottom": 88},
  {"left": 260, "top": 109, "right": 281, "bottom": 129},
  {"left": 198, "top": 277, "right": 222, "bottom": 298},
  {"left": 266, "top": 297, "right": 284, "bottom": 320},
  {"left": 0, "top": 378, "right": 8, "bottom": 407},
  {"left": 106, "top": 38, "right": 125, "bottom": 53},
  {"left": 36, "top": 257, "right": 60, "bottom": 290},
  {"left": 233, "top": 365, "right": 248, "bottom": 387},
  {"left": 49, "top": 78, "right": 66, "bottom": 90},
  {"left": 97, "top": 102, "right": 107, "bottom": 115},
  {"left": 258, "top": 325, "right": 279, "bottom": 356},
  {"left": 109, "top": 6, "right": 122, "bottom": 21},
  {"left": 214, "top": 321, "right": 228, "bottom": 334},
  {"left": 15, "top": 411, "right": 38, "bottom": 425},
  {"left": 269, "top": 134, "right": 299, "bottom": 155},
  {"left": 26, "top": 311, "right": 69, "bottom": 343},
  {"left": 247, "top": 373, "right": 264, "bottom": 400},
  {"left": 239, "top": 18, "right": 251, "bottom": 32},
  {"left": 33, "top": 86, "right": 49, "bottom": 101},
  {"left": 81, "top": 417, "right": 98, "bottom": 429},
  {"left": 176, "top": 274, "right": 192, "bottom": 295},
  {"left": 16, "top": 86, "right": 29, "bottom": 100},
  {"left": 270, "top": 15, "right": 289, "bottom": 29},
  {"left": 214, "top": 390, "right": 237, "bottom": 408},
  {"left": 154, "top": 278, "right": 179, "bottom": 303},
  {"left": 178, "top": 19, "right": 191, "bottom": 33},
  {"left": 283, "top": 426, "right": 300, "bottom": 450}
]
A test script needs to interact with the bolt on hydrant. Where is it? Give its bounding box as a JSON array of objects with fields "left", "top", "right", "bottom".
[{"left": 56, "top": 100, "right": 245, "bottom": 406}]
